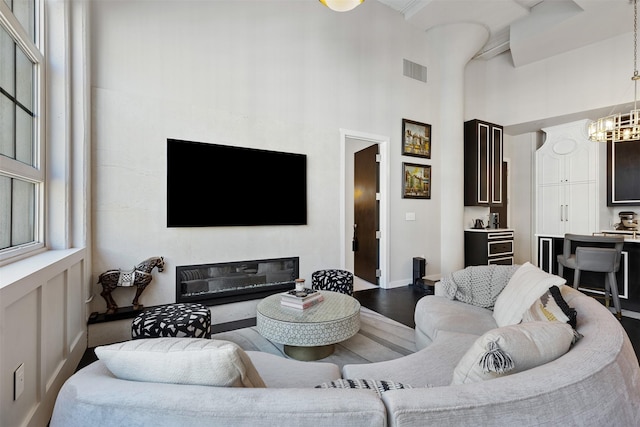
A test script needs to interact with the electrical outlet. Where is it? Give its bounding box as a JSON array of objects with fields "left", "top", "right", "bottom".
[{"left": 14, "top": 363, "right": 24, "bottom": 400}]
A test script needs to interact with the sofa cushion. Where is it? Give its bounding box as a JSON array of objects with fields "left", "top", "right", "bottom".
[
  {"left": 451, "top": 321, "right": 575, "bottom": 384},
  {"left": 315, "top": 379, "right": 414, "bottom": 397},
  {"left": 345, "top": 330, "right": 479, "bottom": 387},
  {"left": 493, "top": 262, "right": 566, "bottom": 327},
  {"left": 246, "top": 351, "right": 340, "bottom": 388},
  {"left": 414, "top": 296, "right": 497, "bottom": 348},
  {"left": 95, "top": 337, "right": 266, "bottom": 388}
]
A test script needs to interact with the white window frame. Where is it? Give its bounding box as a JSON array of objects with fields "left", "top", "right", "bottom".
[{"left": 0, "top": 0, "right": 46, "bottom": 264}]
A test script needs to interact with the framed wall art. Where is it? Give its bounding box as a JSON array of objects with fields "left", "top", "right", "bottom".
[
  {"left": 402, "top": 118, "right": 431, "bottom": 159},
  {"left": 402, "top": 162, "right": 431, "bottom": 199}
]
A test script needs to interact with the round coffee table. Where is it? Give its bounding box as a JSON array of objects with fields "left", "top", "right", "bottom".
[{"left": 256, "top": 290, "right": 361, "bottom": 361}]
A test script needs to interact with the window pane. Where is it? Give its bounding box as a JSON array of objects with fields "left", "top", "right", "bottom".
[
  {"left": 0, "top": 175, "right": 10, "bottom": 249},
  {"left": 1, "top": 94, "right": 15, "bottom": 158},
  {"left": 15, "top": 105, "right": 32, "bottom": 164},
  {"left": 9, "top": 0, "right": 35, "bottom": 43},
  {"left": 0, "top": 25, "right": 15, "bottom": 97},
  {"left": 15, "top": 45, "right": 32, "bottom": 111},
  {"left": 11, "top": 178, "right": 34, "bottom": 246}
]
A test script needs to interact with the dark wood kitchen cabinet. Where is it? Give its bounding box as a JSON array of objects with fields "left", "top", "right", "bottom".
[
  {"left": 464, "top": 119, "right": 503, "bottom": 207},
  {"left": 608, "top": 140, "right": 640, "bottom": 205},
  {"left": 465, "top": 229, "right": 514, "bottom": 266}
]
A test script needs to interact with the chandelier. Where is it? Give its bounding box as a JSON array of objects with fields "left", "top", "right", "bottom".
[
  {"left": 319, "top": 0, "right": 365, "bottom": 12},
  {"left": 589, "top": 0, "right": 640, "bottom": 142}
]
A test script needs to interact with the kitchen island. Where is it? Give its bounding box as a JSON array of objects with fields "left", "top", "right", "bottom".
[{"left": 537, "top": 232, "right": 640, "bottom": 312}]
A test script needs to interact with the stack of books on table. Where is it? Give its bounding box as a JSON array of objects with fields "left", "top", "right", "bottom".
[{"left": 280, "top": 289, "right": 324, "bottom": 310}]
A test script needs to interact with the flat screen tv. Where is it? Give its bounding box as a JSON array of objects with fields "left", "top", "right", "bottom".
[{"left": 167, "top": 139, "right": 307, "bottom": 227}]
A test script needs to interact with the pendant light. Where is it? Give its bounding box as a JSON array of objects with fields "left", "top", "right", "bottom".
[
  {"left": 589, "top": 0, "right": 640, "bottom": 142},
  {"left": 319, "top": 0, "right": 365, "bottom": 12}
]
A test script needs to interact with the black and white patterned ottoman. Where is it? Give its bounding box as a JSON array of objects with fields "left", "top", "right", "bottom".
[
  {"left": 311, "top": 269, "right": 354, "bottom": 296},
  {"left": 131, "top": 303, "right": 211, "bottom": 339}
]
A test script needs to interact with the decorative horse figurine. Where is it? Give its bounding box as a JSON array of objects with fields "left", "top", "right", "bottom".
[{"left": 98, "top": 256, "right": 165, "bottom": 315}]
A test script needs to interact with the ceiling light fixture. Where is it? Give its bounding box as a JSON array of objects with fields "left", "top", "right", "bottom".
[
  {"left": 589, "top": 0, "right": 640, "bottom": 142},
  {"left": 319, "top": 0, "right": 364, "bottom": 12}
]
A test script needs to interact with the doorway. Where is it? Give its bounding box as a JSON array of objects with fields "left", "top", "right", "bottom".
[
  {"left": 340, "top": 130, "right": 389, "bottom": 289},
  {"left": 354, "top": 144, "right": 379, "bottom": 285}
]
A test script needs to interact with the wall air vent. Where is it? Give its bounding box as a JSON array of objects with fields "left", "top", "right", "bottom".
[{"left": 403, "top": 59, "right": 427, "bottom": 83}]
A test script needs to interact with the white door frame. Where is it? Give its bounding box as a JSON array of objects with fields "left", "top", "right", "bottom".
[{"left": 339, "top": 129, "right": 390, "bottom": 288}]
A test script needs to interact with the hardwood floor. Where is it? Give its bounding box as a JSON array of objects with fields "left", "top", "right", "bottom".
[
  {"left": 354, "top": 284, "right": 640, "bottom": 361},
  {"left": 353, "top": 285, "right": 428, "bottom": 329}
]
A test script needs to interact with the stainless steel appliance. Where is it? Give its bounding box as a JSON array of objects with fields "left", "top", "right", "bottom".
[{"left": 615, "top": 211, "right": 638, "bottom": 230}]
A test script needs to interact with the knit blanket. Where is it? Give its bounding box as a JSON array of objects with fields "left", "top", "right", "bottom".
[{"left": 439, "top": 265, "right": 520, "bottom": 309}]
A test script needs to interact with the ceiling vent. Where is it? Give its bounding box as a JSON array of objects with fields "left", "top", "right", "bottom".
[{"left": 403, "top": 59, "right": 427, "bottom": 83}]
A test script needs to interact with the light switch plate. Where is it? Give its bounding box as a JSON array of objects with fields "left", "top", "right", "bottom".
[{"left": 14, "top": 363, "right": 24, "bottom": 400}]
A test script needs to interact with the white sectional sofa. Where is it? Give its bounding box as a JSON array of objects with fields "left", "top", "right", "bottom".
[{"left": 51, "top": 264, "right": 640, "bottom": 426}]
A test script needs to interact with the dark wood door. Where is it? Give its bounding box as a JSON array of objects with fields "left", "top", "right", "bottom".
[
  {"left": 354, "top": 144, "right": 379, "bottom": 285},
  {"left": 490, "top": 161, "right": 508, "bottom": 227}
]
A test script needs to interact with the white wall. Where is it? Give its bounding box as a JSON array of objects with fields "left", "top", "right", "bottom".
[
  {"left": 88, "top": 0, "right": 445, "bottom": 317},
  {"left": 466, "top": 32, "right": 634, "bottom": 128},
  {"left": 503, "top": 132, "right": 538, "bottom": 263},
  {"left": 465, "top": 32, "right": 638, "bottom": 264}
]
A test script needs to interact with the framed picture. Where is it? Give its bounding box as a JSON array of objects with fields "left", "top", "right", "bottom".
[
  {"left": 402, "top": 118, "right": 431, "bottom": 159},
  {"left": 402, "top": 162, "right": 431, "bottom": 199}
]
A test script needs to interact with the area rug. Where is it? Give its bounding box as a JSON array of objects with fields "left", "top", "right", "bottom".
[{"left": 210, "top": 307, "right": 417, "bottom": 368}]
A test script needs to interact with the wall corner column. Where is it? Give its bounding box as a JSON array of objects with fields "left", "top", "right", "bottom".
[{"left": 426, "top": 23, "right": 488, "bottom": 275}]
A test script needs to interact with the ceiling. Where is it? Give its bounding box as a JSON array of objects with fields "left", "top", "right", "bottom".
[{"left": 377, "top": 0, "right": 634, "bottom": 67}]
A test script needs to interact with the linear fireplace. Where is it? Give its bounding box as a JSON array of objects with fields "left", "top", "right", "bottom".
[{"left": 176, "top": 257, "right": 298, "bottom": 306}]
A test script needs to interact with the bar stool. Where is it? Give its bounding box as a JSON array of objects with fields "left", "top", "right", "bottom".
[{"left": 557, "top": 234, "right": 625, "bottom": 319}]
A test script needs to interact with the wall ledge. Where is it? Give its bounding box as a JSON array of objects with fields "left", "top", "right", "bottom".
[{"left": 0, "top": 248, "right": 86, "bottom": 299}]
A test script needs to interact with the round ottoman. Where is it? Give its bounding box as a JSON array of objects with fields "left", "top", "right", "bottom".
[
  {"left": 311, "top": 269, "right": 354, "bottom": 296},
  {"left": 131, "top": 303, "right": 211, "bottom": 339}
]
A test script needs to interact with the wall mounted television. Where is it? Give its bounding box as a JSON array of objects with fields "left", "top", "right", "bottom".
[{"left": 167, "top": 139, "right": 307, "bottom": 227}]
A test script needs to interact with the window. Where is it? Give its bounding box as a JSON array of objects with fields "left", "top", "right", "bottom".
[{"left": 0, "top": 0, "right": 44, "bottom": 262}]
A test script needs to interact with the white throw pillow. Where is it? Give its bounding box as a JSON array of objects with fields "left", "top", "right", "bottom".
[
  {"left": 451, "top": 321, "right": 574, "bottom": 384},
  {"left": 95, "top": 337, "right": 266, "bottom": 388},
  {"left": 493, "top": 262, "right": 566, "bottom": 327}
]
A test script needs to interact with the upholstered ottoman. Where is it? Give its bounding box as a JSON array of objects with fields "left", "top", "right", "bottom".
[
  {"left": 131, "top": 303, "right": 211, "bottom": 339},
  {"left": 311, "top": 269, "right": 354, "bottom": 296}
]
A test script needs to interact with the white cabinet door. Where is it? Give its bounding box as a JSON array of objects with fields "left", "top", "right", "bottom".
[
  {"left": 536, "top": 119, "right": 599, "bottom": 237},
  {"left": 564, "top": 181, "right": 597, "bottom": 234},
  {"left": 537, "top": 150, "right": 564, "bottom": 186},
  {"left": 538, "top": 185, "right": 564, "bottom": 236},
  {"left": 565, "top": 143, "right": 597, "bottom": 183},
  {"left": 538, "top": 180, "right": 597, "bottom": 236}
]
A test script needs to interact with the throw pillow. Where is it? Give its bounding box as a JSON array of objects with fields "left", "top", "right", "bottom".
[
  {"left": 451, "top": 321, "right": 575, "bottom": 384},
  {"left": 315, "top": 379, "right": 414, "bottom": 397},
  {"left": 95, "top": 337, "right": 266, "bottom": 388},
  {"left": 522, "top": 285, "right": 575, "bottom": 326},
  {"left": 493, "top": 262, "right": 566, "bottom": 327},
  {"left": 523, "top": 285, "right": 582, "bottom": 343}
]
